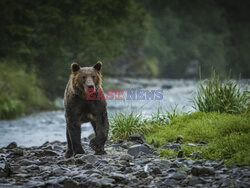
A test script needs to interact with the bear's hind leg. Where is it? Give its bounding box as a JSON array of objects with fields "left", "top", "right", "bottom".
[{"left": 90, "top": 117, "right": 107, "bottom": 155}]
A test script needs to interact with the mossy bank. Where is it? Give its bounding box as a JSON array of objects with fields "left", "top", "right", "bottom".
[{"left": 145, "top": 112, "right": 250, "bottom": 166}]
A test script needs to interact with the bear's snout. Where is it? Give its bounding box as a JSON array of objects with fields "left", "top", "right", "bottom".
[{"left": 87, "top": 85, "right": 94, "bottom": 88}]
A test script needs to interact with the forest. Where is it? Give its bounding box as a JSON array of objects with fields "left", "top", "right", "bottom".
[{"left": 0, "top": 0, "right": 249, "bottom": 118}]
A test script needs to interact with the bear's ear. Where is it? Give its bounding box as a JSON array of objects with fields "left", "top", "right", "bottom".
[
  {"left": 71, "top": 62, "right": 80, "bottom": 73},
  {"left": 93, "top": 61, "right": 102, "bottom": 71}
]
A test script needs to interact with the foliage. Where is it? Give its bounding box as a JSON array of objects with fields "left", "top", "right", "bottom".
[
  {"left": 0, "top": 61, "right": 54, "bottom": 119},
  {"left": 0, "top": 0, "right": 148, "bottom": 98},
  {"left": 145, "top": 112, "right": 250, "bottom": 166},
  {"left": 149, "top": 105, "right": 180, "bottom": 125},
  {"left": 0, "top": 0, "right": 249, "bottom": 99},
  {"left": 110, "top": 112, "right": 151, "bottom": 140},
  {"left": 193, "top": 71, "right": 249, "bottom": 113}
]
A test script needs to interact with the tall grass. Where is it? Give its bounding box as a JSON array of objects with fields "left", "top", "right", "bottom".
[
  {"left": 0, "top": 60, "right": 54, "bottom": 119},
  {"left": 110, "top": 112, "right": 151, "bottom": 140},
  {"left": 150, "top": 105, "right": 180, "bottom": 125},
  {"left": 193, "top": 71, "right": 249, "bottom": 113},
  {"left": 110, "top": 106, "right": 181, "bottom": 140}
]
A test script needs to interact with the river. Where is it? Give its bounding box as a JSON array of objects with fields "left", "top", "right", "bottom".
[{"left": 0, "top": 78, "right": 202, "bottom": 147}]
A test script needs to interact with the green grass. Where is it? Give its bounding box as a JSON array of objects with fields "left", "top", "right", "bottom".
[
  {"left": 110, "top": 112, "right": 152, "bottom": 140},
  {"left": 149, "top": 105, "right": 180, "bottom": 125},
  {"left": 193, "top": 71, "right": 249, "bottom": 114},
  {"left": 145, "top": 112, "right": 250, "bottom": 166},
  {"left": 0, "top": 60, "right": 55, "bottom": 119},
  {"left": 109, "top": 75, "right": 249, "bottom": 166}
]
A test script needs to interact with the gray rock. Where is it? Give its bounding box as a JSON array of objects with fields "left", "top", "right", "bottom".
[
  {"left": 0, "top": 163, "right": 11, "bottom": 178},
  {"left": 110, "top": 172, "right": 129, "bottom": 183},
  {"left": 120, "top": 154, "right": 133, "bottom": 161},
  {"left": 83, "top": 163, "right": 94, "bottom": 169},
  {"left": 94, "top": 159, "right": 108, "bottom": 167},
  {"left": 191, "top": 166, "right": 215, "bottom": 176},
  {"left": 162, "top": 179, "right": 179, "bottom": 187},
  {"left": 99, "top": 177, "right": 115, "bottom": 186},
  {"left": 25, "top": 164, "right": 40, "bottom": 171},
  {"left": 8, "top": 148, "right": 24, "bottom": 157},
  {"left": 167, "top": 168, "right": 177, "bottom": 173},
  {"left": 162, "top": 142, "right": 181, "bottom": 151},
  {"left": 128, "top": 133, "right": 146, "bottom": 144},
  {"left": 124, "top": 167, "right": 133, "bottom": 173},
  {"left": 83, "top": 169, "right": 102, "bottom": 175},
  {"left": 84, "top": 154, "right": 98, "bottom": 164},
  {"left": 135, "top": 171, "right": 148, "bottom": 178},
  {"left": 170, "top": 161, "right": 183, "bottom": 168},
  {"left": 187, "top": 176, "right": 202, "bottom": 186},
  {"left": 34, "top": 149, "right": 58, "bottom": 157},
  {"left": 127, "top": 144, "right": 153, "bottom": 157},
  {"left": 6, "top": 142, "right": 17, "bottom": 149},
  {"left": 57, "top": 158, "right": 75, "bottom": 165},
  {"left": 19, "top": 159, "right": 36, "bottom": 166},
  {"left": 177, "top": 151, "right": 183, "bottom": 158},
  {"left": 151, "top": 167, "right": 162, "bottom": 175},
  {"left": 176, "top": 135, "right": 184, "bottom": 143},
  {"left": 120, "top": 160, "right": 130, "bottom": 166},
  {"left": 170, "top": 171, "right": 187, "bottom": 180},
  {"left": 190, "top": 152, "right": 201, "bottom": 158},
  {"left": 63, "top": 178, "right": 79, "bottom": 188}
]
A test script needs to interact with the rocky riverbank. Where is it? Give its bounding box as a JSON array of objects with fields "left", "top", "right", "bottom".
[{"left": 0, "top": 137, "right": 249, "bottom": 188}]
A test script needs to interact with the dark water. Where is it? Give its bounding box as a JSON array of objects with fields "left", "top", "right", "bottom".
[{"left": 0, "top": 78, "right": 199, "bottom": 147}]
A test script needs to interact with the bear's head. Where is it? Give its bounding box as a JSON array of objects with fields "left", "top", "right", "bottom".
[{"left": 70, "top": 61, "right": 102, "bottom": 94}]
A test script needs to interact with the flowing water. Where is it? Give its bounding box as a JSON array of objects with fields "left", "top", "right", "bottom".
[{"left": 0, "top": 78, "right": 200, "bottom": 147}]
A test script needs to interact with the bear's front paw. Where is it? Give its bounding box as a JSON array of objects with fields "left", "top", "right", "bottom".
[{"left": 65, "top": 149, "right": 73, "bottom": 158}]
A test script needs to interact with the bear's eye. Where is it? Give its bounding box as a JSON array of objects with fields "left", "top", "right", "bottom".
[
  {"left": 92, "top": 76, "right": 96, "bottom": 79},
  {"left": 82, "top": 76, "right": 86, "bottom": 80}
]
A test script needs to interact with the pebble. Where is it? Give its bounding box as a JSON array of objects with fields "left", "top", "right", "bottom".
[{"left": 0, "top": 140, "right": 248, "bottom": 187}]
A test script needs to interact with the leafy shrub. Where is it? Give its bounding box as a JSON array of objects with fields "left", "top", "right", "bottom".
[
  {"left": 193, "top": 71, "right": 249, "bottom": 113},
  {"left": 0, "top": 60, "right": 54, "bottom": 119}
]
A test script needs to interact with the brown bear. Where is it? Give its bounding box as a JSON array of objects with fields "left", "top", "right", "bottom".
[{"left": 64, "top": 61, "right": 109, "bottom": 157}]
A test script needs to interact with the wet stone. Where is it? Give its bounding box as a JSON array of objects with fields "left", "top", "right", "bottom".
[
  {"left": 127, "top": 144, "right": 154, "bottom": 157},
  {"left": 151, "top": 167, "right": 162, "bottom": 175},
  {"left": 0, "top": 140, "right": 249, "bottom": 188},
  {"left": 25, "top": 164, "right": 40, "bottom": 171},
  {"left": 191, "top": 166, "right": 215, "bottom": 176},
  {"left": 110, "top": 172, "right": 129, "bottom": 184},
  {"left": 162, "top": 179, "right": 179, "bottom": 187},
  {"left": 135, "top": 171, "right": 148, "bottom": 178},
  {"left": 170, "top": 171, "right": 187, "bottom": 180},
  {"left": 79, "top": 154, "right": 98, "bottom": 164},
  {"left": 120, "top": 154, "right": 133, "bottom": 161},
  {"left": 8, "top": 148, "right": 24, "bottom": 157},
  {"left": 6, "top": 142, "right": 17, "bottom": 149},
  {"left": 83, "top": 163, "right": 94, "bottom": 169},
  {"left": 128, "top": 133, "right": 146, "bottom": 144}
]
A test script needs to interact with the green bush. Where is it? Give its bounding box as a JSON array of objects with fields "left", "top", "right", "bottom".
[
  {"left": 110, "top": 112, "right": 151, "bottom": 140},
  {"left": 0, "top": 60, "right": 54, "bottom": 119},
  {"left": 193, "top": 71, "right": 249, "bottom": 113}
]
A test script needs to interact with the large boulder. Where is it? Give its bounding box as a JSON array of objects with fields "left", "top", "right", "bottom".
[{"left": 127, "top": 144, "right": 153, "bottom": 157}]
